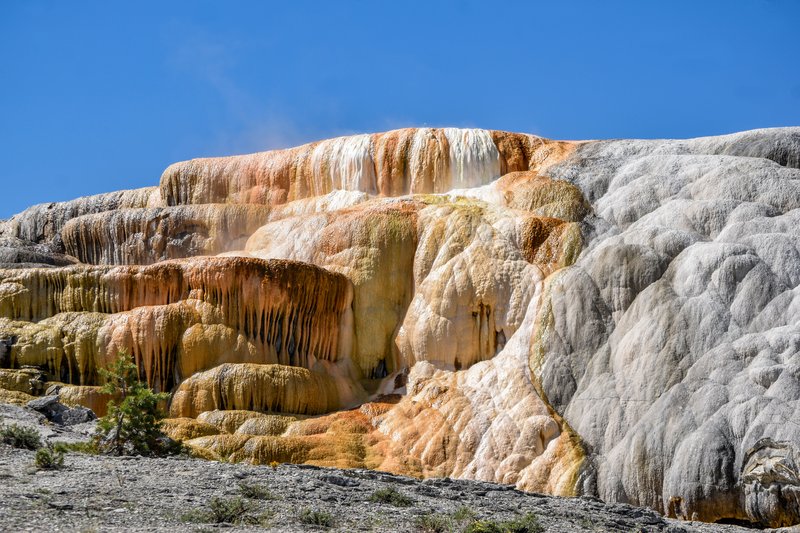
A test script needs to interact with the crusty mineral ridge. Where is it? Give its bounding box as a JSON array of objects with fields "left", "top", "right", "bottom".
[
  {"left": 0, "top": 257, "right": 355, "bottom": 393},
  {"left": 159, "top": 128, "right": 575, "bottom": 205},
  {"left": 1, "top": 127, "right": 799, "bottom": 527}
]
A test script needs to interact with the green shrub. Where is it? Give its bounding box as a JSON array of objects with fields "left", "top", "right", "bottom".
[
  {"left": 464, "top": 513, "right": 544, "bottom": 533},
  {"left": 34, "top": 446, "right": 64, "bottom": 470},
  {"left": 298, "top": 508, "right": 334, "bottom": 528},
  {"left": 0, "top": 423, "right": 41, "bottom": 450},
  {"left": 502, "top": 512, "right": 544, "bottom": 533},
  {"left": 53, "top": 441, "right": 98, "bottom": 454},
  {"left": 94, "top": 351, "right": 181, "bottom": 456},
  {"left": 254, "top": 509, "right": 276, "bottom": 526},
  {"left": 452, "top": 506, "right": 477, "bottom": 522},
  {"left": 465, "top": 520, "right": 503, "bottom": 533},
  {"left": 238, "top": 481, "right": 275, "bottom": 500},
  {"left": 207, "top": 496, "right": 250, "bottom": 524},
  {"left": 415, "top": 513, "right": 453, "bottom": 533},
  {"left": 181, "top": 496, "right": 252, "bottom": 524},
  {"left": 369, "top": 486, "right": 414, "bottom": 507},
  {"left": 179, "top": 508, "right": 210, "bottom": 524}
]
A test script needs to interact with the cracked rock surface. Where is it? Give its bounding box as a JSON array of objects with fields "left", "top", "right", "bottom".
[{"left": 0, "top": 405, "right": 783, "bottom": 533}]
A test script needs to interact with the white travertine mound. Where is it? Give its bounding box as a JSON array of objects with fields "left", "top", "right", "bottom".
[{"left": 538, "top": 128, "right": 800, "bottom": 526}]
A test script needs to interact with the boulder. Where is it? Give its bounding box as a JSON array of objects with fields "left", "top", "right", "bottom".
[{"left": 27, "top": 395, "right": 96, "bottom": 426}]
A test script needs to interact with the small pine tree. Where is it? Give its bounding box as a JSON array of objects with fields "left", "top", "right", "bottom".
[
  {"left": 95, "top": 351, "right": 180, "bottom": 456},
  {"left": 35, "top": 446, "right": 65, "bottom": 470}
]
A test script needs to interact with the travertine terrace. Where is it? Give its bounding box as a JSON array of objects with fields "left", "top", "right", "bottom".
[{"left": 0, "top": 127, "right": 798, "bottom": 527}]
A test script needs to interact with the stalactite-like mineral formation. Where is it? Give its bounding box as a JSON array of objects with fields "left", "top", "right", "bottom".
[{"left": 1, "top": 127, "right": 799, "bottom": 527}]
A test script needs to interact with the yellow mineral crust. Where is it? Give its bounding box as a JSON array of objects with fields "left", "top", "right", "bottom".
[
  {"left": 311, "top": 202, "right": 419, "bottom": 377},
  {"left": 169, "top": 363, "right": 343, "bottom": 418},
  {"left": 243, "top": 198, "right": 423, "bottom": 378},
  {"left": 234, "top": 413, "right": 298, "bottom": 436},
  {"left": 0, "top": 368, "right": 43, "bottom": 395},
  {"left": 0, "top": 314, "right": 107, "bottom": 385},
  {"left": 160, "top": 418, "right": 220, "bottom": 441},
  {"left": 168, "top": 399, "right": 423, "bottom": 474},
  {"left": 0, "top": 257, "right": 355, "bottom": 391},
  {"left": 58, "top": 385, "right": 113, "bottom": 417},
  {"left": 495, "top": 171, "right": 591, "bottom": 222},
  {"left": 160, "top": 128, "right": 577, "bottom": 206},
  {"left": 196, "top": 409, "right": 270, "bottom": 434},
  {"left": 242, "top": 185, "right": 584, "bottom": 376},
  {"left": 0, "top": 388, "right": 35, "bottom": 406}
]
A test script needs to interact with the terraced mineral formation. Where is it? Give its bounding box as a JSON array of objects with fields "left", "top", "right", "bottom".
[
  {"left": 62, "top": 204, "right": 272, "bottom": 265},
  {"left": 159, "top": 128, "right": 574, "bottom": 205},
  {"left": 0, "top": 257, "right": 354, "bottom": 392},
  {"left": 1, "top": 127, "right": 799, "bottom": 527}
]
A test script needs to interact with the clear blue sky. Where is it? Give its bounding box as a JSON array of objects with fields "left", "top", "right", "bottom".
[{"left": 1, "top": 1, "right": 799, "bottom": 218}]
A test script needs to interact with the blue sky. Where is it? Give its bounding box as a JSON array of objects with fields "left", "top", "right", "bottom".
[{"left": 1, "top": 0, "right": 799, "bottom": 218}]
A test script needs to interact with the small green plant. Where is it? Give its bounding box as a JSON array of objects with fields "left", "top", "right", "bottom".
[
  {"left": 181, "top": 496, "right": 252, "bottom": 524},
  {"left": 207, "top": 496, "right": 250, "bottom": 524},
  {"left": 254, "top": 509, "right": 276, "bottom": 527},
  {"left": 298, "top": 508, "right": 335, "bottom": 528},
  {"left": 238, "top": 481, "right": 275, "bottom": 500},
  {"left": 53, "top": 441, "right": 98, "bottom": 455},
  {"left": 415, "top": 513, "right": 453, "bottom": 533},
  {"left": 452, "top": 505, "right": 477, "bottom": 522},
  {"left": 465, "top": 521, "right": 503, "bottom": 533},
  {"left": 94, "top": 351, "right": 180, "bottom": 456},
  {"left": 369, "top": 486, "right": 414, "bottom": 507},
  {"left": 504, "top": 512, "right": 544, "bottom": 533},
  {"left": 578, "top": 517, "right": 604, "bottom": 531},
  {"left": 34, "top": 446, "right": 65, "bottom": 470},
  {"left": 179, "top": 508, "right": 209, "bottom": 524},
  {"left": 0, "top": 423, "right": 41, "bottom": 450},
  {"left": 464, "top": 513, "right": 544, "bottom": 533}
]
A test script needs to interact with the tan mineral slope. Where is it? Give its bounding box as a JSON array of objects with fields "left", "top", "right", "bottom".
[{"left": 0, "top": 127, "right": 798, "bottom": 527}]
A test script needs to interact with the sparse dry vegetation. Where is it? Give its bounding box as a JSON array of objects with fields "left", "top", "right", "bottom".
[
  {"left": 0, "top": 423, "right": 41, "bottom": 450},
  {"left": 369, "top": 486, "right": 413, "bottom": 507}
]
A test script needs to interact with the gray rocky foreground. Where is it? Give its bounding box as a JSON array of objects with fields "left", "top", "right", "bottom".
[{"left": 0, "top": 403, "right": 791, "bottom": 533}]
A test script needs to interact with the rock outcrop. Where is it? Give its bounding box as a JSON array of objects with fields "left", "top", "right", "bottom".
[{"left": 0, "top": 126, "right": 799, "bottom": 527}]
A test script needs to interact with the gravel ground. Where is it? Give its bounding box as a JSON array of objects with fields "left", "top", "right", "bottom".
[{"left": 0, "top": 404, "right": 791, "bottom": 533}]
